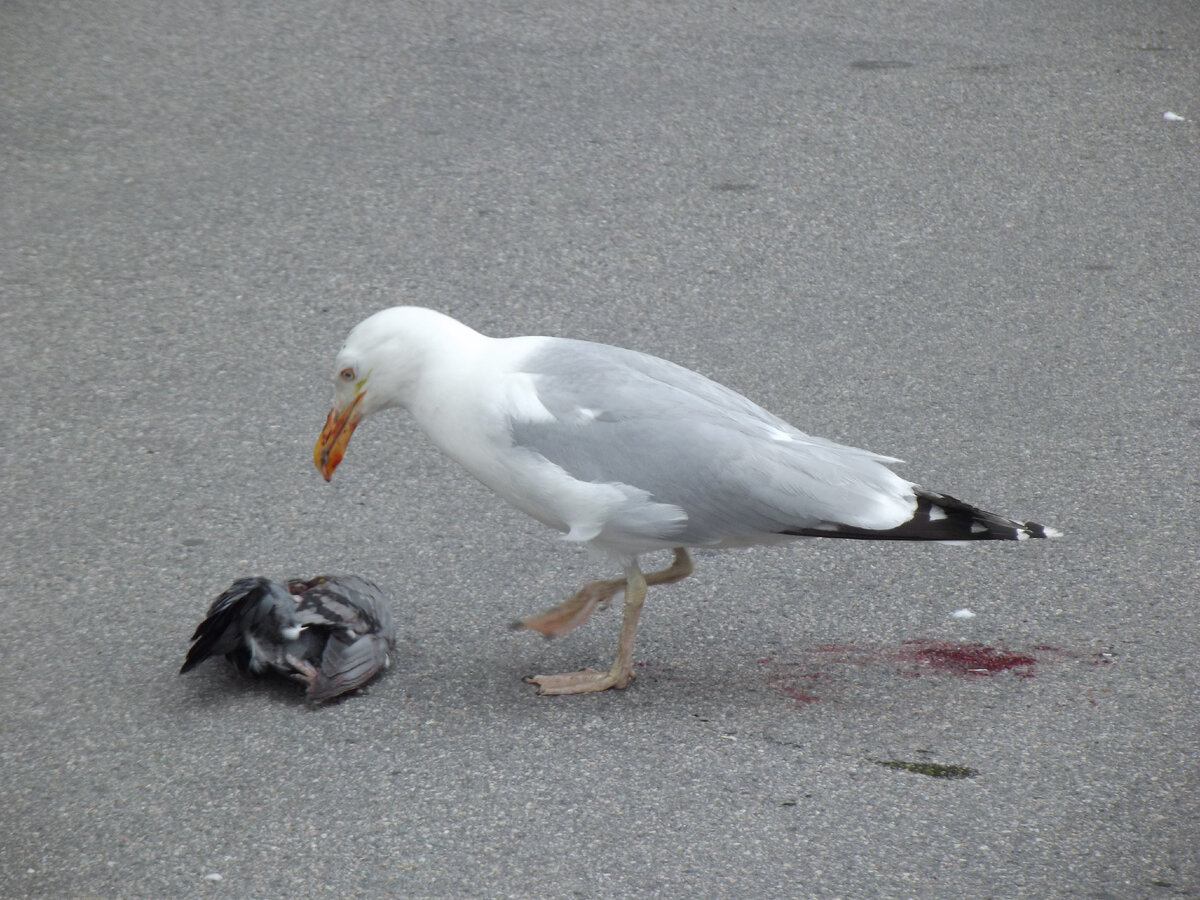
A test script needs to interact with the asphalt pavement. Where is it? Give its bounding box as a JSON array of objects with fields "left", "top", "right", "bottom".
[{"left": 2, "top": 2, "right": 1198, "bottom": 897}]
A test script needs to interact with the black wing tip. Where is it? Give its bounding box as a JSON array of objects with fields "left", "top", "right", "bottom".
[
  {"left": 1019, "top": 520, "right": 1063, "bottom": 540},
  {"left": 780, "top": 490, "right": 1061, "bottom": 542},
  {"left": 905, "top": 490, "right": 1062, "bottom": 541},
  {"left": 179, "top": 639, "right": 226, "bottom": 674}
]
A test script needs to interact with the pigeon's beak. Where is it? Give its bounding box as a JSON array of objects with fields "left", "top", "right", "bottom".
[{"left": 314, "top": 391, "right": 364, "bottom": 481}]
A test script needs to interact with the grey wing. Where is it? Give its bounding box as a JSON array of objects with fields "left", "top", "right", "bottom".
[
  {"left": 307, "top": 632, "right": 393, "bottom": 702},
  {"left": 290, "top": 575, "right": 396, "bottom": 701},
  {"left": 510, "top": 340, "right": 917, "bottom": 545},
  {"left": 332, "top": 576, "right": 396, "bottom": 645},
  {"left": 291, "top": 575, "right": 396, "bottom": 644}
]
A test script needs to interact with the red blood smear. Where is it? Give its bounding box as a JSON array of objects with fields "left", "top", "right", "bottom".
[
  {"left": 762, "top": 640, "right": 1056, "bottom": 706},
  {"left": 900, "top": 641, "right": 1037, "bottom": 676},
  {"left": 771, "top": 684, "right": 822, "bottom": 703},
  {"left": 764, "top": 669, "right": 825, "bottom": 703},
  {"left": 781, "top": 691, "right": 821, "bottom": 703}
]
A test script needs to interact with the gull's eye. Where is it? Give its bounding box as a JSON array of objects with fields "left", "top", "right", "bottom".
[{"left": 339, "top": 367, "right": 355, "bottom": 381}]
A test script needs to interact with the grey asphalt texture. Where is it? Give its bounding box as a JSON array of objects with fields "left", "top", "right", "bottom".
[{"left": 3, "top": 2, "right": 1198, "bottom": 898}]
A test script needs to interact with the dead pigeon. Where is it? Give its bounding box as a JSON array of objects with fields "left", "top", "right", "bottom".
[{"left": 181, "top": 575, "right": 396, "bottom": 702}]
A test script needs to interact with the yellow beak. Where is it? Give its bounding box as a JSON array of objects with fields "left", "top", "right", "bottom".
[{"left": 314, "top": 392, "right": 364, "bottom": 481}]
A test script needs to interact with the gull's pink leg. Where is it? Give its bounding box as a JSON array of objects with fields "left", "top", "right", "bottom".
[{"left": 512, "top": 548, "right": 692, "bottom": 638}]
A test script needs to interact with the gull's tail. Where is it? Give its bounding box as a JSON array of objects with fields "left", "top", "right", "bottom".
[{"left": 783, "top": 489, "right": 1062, "bottom": 542}]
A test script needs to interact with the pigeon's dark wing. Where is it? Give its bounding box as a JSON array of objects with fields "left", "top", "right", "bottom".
[{"left": 180, "top": 577, "right": 297, "bottom": 675}]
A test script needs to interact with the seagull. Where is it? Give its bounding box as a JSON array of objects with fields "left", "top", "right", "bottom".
[
  {"left": 181, "top": 575, "right": 396, "bottom": 702},
  {"left": 314, "top": 307, "right": 1058, "bottom": 695}
]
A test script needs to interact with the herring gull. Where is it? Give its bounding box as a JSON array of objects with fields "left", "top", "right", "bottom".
[{"left": 314, "top": 307, "right": 1058, "bottom": 695}]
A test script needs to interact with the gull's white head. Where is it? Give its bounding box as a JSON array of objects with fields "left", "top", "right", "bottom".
[{"left": 313, "top": 307, "right": 477, "bottom": 481}]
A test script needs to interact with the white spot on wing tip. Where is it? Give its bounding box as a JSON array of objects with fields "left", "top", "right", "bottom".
[
  {"left": 1016, "top": 530, "right": 1029, "bottom": 541},
  {"left": 928, "top": 506, "right": 948, "bottom": 522},
  {"left": 1043, "top": 526, "right": 1063, "bottom": 538},
  {"left": 969, "top": 522, "right": 988, "bottom": 534}
]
